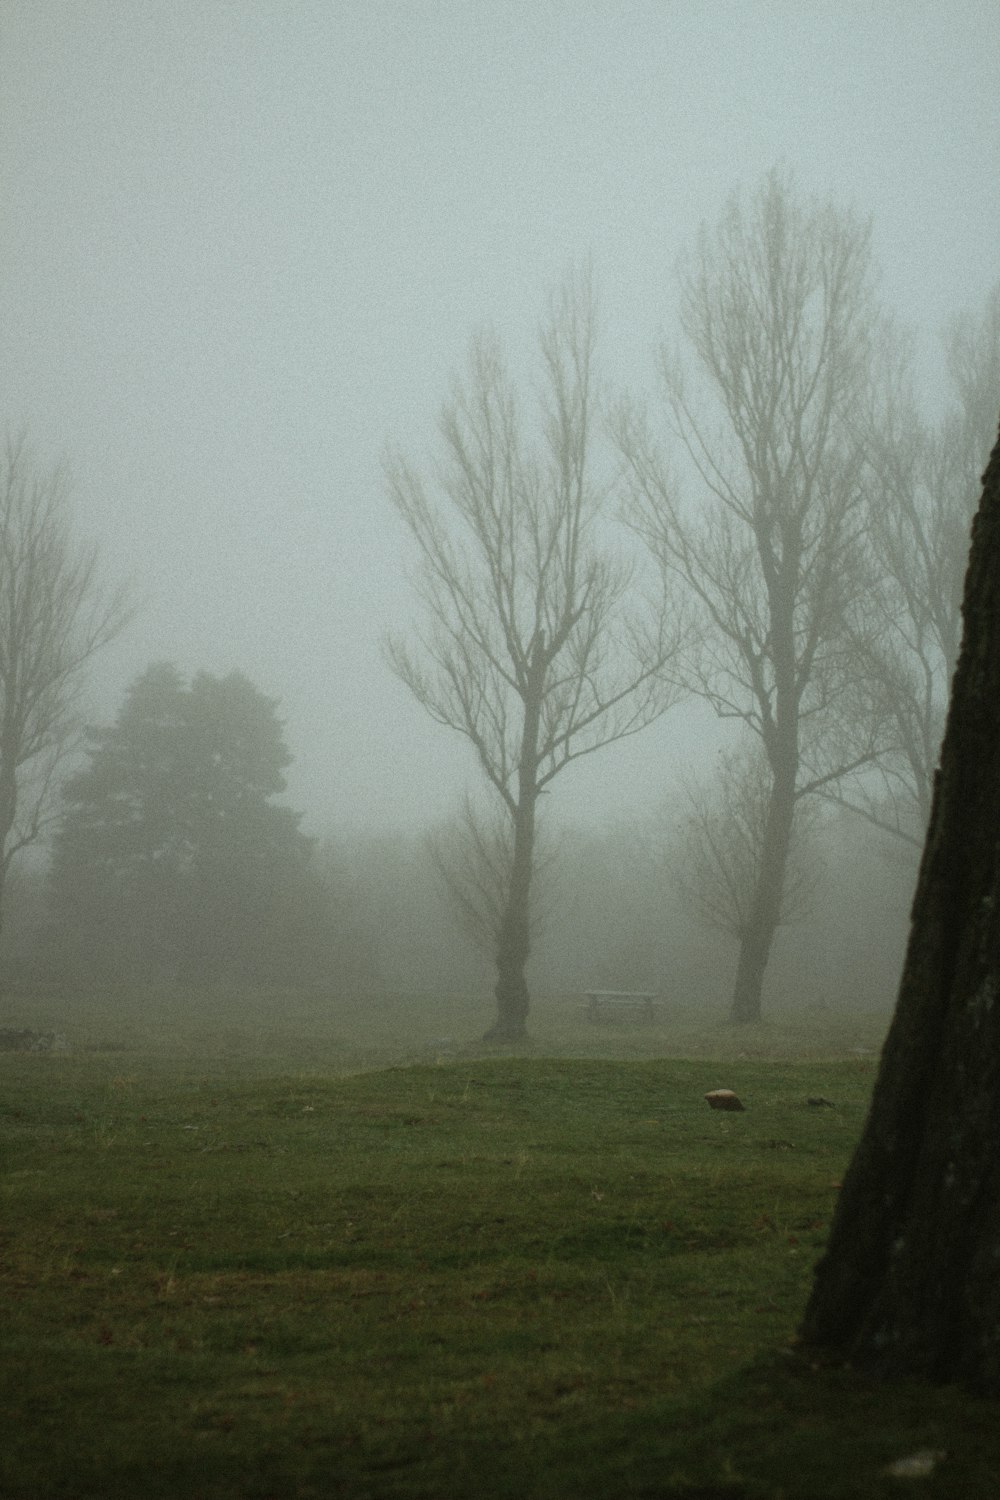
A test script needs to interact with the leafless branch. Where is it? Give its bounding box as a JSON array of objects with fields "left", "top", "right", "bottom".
[
  {"left": 0, "top": 434, "right": 132, "bottom": 908},
  {"left": 384, "top": 271, "right": 687, "bottom": 1032},
  {"left": 385, "top": 271, "right": 685, "bottom": 818}
]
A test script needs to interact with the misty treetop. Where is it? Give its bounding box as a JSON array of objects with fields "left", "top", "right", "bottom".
[
  {"left": 615, "top": 174, "right": 1000, "bottom": 1025},
  {"left": 0, "top": 435, "right": 130, "bottom": 950},
  {"left": 832, "top": 282, "right": 1000, "bottom": 843},
  {"left": 56, "top": 663, "right": 301, "bottom": 860},
  {"left": 48, "top": 663, "right": 330, "bottom": 987},
  {"left": 615, "top": 172, "right": 887, "bottom": 1025}
]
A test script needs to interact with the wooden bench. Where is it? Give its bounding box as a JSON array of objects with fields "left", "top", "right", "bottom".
[{"left": 584, "top": 990, "right": 658, "bottom": 1023}]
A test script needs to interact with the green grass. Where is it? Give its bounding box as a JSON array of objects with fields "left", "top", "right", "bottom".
[{"left": 1, "top": 989, "right": 997, "bottom": 1497}]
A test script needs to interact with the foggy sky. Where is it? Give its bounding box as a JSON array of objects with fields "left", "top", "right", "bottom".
[{"left": 2, "top": 1, "right": 998, "bottom": 837}]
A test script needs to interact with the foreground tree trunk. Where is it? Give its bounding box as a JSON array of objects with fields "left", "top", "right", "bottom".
[{"left": 800, "top": 418, "right": 1000, "bottom": 1389}]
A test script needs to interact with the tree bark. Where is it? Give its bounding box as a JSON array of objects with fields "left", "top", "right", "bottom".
[{"left": 800, "top": 417, "right": 1000, "bottom": 1389}]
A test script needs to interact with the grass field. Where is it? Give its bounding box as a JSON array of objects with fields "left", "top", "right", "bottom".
[{"left": 2, "top": 987, "right": 998, "bottom": 1498}]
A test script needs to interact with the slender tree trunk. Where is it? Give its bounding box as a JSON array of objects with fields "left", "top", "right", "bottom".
[
  {"left": 729, "top": 753, "right": 797, "bottom": 1024},
  {"left": 0, "top": 760, "right": 15, "bottom": 1001},
  {"left": 487, "top": 793, "right": 535, "bottom": 1041},
  {"left": 486, "top": 643, "right": 545, "bottom": 1043},
  {"left": 800, "top": 420, "right": 1000, "bottom": 1389},
  {"left": 728, "top": 543, "right": 801, "bottom": 1025},
  {"left": 0, "top": 860, "right": 6, "bottom": 1004}
]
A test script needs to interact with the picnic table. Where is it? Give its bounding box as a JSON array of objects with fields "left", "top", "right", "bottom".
[{"left": 584, "top": 990, "right": 658, "bottom": 1022}]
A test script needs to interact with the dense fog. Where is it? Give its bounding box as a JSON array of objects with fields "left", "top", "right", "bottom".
[
  {"left": 1, "top": 3, "right": 998, "bottom": 1023},
  {"left": 0, "top": 779, "right": 916, "bottom": 1020}
]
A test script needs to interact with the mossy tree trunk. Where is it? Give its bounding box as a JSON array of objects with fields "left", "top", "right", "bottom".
[{"left": 800, "top": 419, "right": 1000, "bottom": 1389}]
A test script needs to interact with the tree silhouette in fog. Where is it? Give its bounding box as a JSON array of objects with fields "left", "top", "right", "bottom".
[
  {"left": 386, "top": 274, "right": 684, "bottom": 1040},
  {"left": 0, "top": 435, "right": 129, "bottom": 969},
  {"left": 831, "top": 282, "right": 1000, "bottom": 844},
  {"left": 617, "top": 172, "right": 890, "bottom": 1024},
  {"left": 50, "top": 664, "right": 327, "bottom": 986},
  {"left": 670, "top": 741, "right": 822, "bottom": 945}
]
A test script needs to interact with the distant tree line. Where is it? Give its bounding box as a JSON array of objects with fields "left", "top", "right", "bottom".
[{"left": 0, "top": 760, "right": 914, "bottom": 1015}]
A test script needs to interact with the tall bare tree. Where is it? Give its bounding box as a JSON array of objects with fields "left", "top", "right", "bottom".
[
  {"left": 832, "top": 283, "right": 1000, "bottom": 843},
  {"left": 387, "top": 276, "right": 682, "bottom": 1040},
  {"left": 426, "top": 792, "right": 560, "bottom": 963},
  {"left": 669, "top": 740, "right": 822, "bottom": 943},
  {"left": 800, "top": 413, "right": 1000, "bottom": 1390},
  {"left": 616, "top": 171, "right": 885, "bottom": 1023},
  {"left": 0, "top": 434, "right": 130, "bottom": 953}
]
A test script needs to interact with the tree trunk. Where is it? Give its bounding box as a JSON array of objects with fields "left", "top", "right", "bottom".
[
  {"left": 729, "top": 757, "right": 797, "bottom": 1024},
  {"left": 800, "top": 419, "right": 1000, "bottom": 1390},
  {"left": 0, "top": 761, "right": 15, "bottom": 1002},
  {"left": 0, "top": 859, "right": 6, "bottom": 1004},
  {"left": 487, "top": 795, "right": 534, "bottom": 1042},
  {"left": 485, "top": 640, "right": 545, "bottom": 1043}
]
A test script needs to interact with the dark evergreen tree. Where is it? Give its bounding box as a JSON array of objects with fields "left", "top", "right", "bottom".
[{"left": 49, "top": 663, "right": 328, "bottom": 986}]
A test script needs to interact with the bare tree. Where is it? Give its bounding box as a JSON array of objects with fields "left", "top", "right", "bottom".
[
  {"left": 426, "top": 792, "right": 560, "bottom": 962},
  {"left": 800, "top": 413, "right": 1000, "bottom": 1389},
  {"left": 616, "top": 171, "right": 885, "bottom": 1023},
  {"left": 386, "top": 275, "right": 683, "bottom": 1040},
  {"left": 669, "top": 740, "right": 822, "bottom": 943},
  {"left": 0, "top": 434, "right": 130, "bottom": 954},
  {"left": 832, "top": 283, "right": 1000, "bottom": 843}
]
